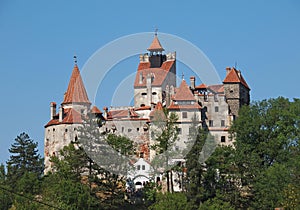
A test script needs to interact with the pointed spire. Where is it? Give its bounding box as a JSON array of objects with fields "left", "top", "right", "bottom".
[
  {"left": 62, "top": 59, "right": 91, "bottom": 105},
  {"left": 147, "top": 31, "right": 164, "bottom": 52},
  {"left": 173, "top": 80, "right": 195, "bottom": 101}
]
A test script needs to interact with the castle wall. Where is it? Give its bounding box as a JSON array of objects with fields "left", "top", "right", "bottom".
[{"left": 44, "top": 124, "right": 80, "bottom": 174}]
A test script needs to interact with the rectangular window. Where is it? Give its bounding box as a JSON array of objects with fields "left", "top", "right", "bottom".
[
  {"left": 177, "top": 128, "right": 182, "bottom": 134},
  {"left": 182, "top": 112, "right": 188, "bottom": 118},
  {"left": 221, "top": 136, "right": 226, "bottom": 143},
  {"left": 221, "top": 120, "right": 225, "bottom": 127},
  {"left": 137, "top": 165, "right": 141, "bottom": 170},
  {"left": 209, "top": 120, "right": 213, "bottom": 127},
  {"left": 142, "top": 165, "right": 145, "bottom": 170},
  {"left": 215, "top": 106, "right": 219, "bottom": 112}
]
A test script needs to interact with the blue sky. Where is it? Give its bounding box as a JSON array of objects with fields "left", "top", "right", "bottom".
[{"left": 0, "top": 0, "right": 299, "bottom": 164}]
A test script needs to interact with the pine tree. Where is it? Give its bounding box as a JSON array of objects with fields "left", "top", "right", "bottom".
[{"left": 6, "top": 132, "right": 43, "bottom": 191}]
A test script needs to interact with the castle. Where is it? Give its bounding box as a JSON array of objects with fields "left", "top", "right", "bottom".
[{"left": 44, "top": 34, "right": 250, "bottom": 188}]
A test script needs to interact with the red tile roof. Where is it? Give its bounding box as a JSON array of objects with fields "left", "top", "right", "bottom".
[
  {"left": 107, "top": 108, "right": 139, "bottom": 119},
  {"left": 208, "top": 84, "right": 224, "bottom": 93},
  {"left": 168, "top": 102, "right": 201, "bottom": 110},
  {"left": 134, "top": 106, "right": 151, "bottom": 111},
  {"left": 62, "top": 65, "right": 91, "bottom": 105},
  {"left": 45, "top": 108, "right": 83, "bottom": 127},
  {"left": 223, "top": 67, "right": 250, "bottom": 90},
  {"left": 195, "top": 83, "right": 207, "bottom": 89},
  {"left": 147, "top": 35, "right": 164, "bottom": 51},
  {"left": 91, "top": 106, "right": 102, "bottom": 114},
  {"left": 173, "top": 80, "right": 195, "bottom": 101},
  {"left": 137, "top": 62, "right": 151, "bottom": 71},
  {"left": 149, "top": 102, "right": 166, "bottom": 121},
  {"left": 134, "top": 61, "right": 175, "bottom": 88}
]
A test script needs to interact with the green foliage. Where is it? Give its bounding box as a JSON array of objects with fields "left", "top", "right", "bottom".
[
  {"left": 106, "top": 134, "right": 134, "bottom": 156},
  {"left": 149, "top": 192, "right": 190, "bottom": 210},
  {"left": 6, "top": 132, "right": 43, "bottom": 190}
]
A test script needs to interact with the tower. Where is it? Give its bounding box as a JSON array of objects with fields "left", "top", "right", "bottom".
[
  {"left": 44, "top": 61, "right": 102, "bottom": 174},
  {"left": 134, "top": 33, "right": 176, "bottom": 108},
  {"left": 223, "top": 67, "right": 250, "bottom": 117}
]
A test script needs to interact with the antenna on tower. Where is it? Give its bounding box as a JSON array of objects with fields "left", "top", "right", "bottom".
[
  {"left": 181, "top": 72, "right": 185, "bottom": 80},
  {"left": 234, "top": 61, "right": 237, "bottom": 69}
]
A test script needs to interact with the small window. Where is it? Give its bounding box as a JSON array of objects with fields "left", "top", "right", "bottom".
[
  {"left": 215, "top": 106, "right": 219, "bottom": 112},
  {"left": 137, "top": 128, "right": 139, "bottom": 132},
  {"left": 140, "top": 104, "right": 145, "bottom": 107},
  {"left": 137, "top": 165, "right": 141, "bottom": 170},
  {"left": 177, "top": 128, "right": 182, "bottom": 134},
  {"left": 128, "top": 128, "right": 132, "bottom": 132},
  {"left": 122, "top": 127, "right": 124, "bottom": 132},
  {"left": 221, "top": 120, "right": 225, "bottom": 127},
  {"left": 65, "top": 128, "right": 68, "bottom": 132},
  {"left": 152, "top": 92, "right": 157, "bottom": 95},
  {"left": 230, "top": 90, "right": 234, "bottom": 93},
  {"left": 142, "top": 165, "right": 145, "bottom": 170},
  {"left": 221, "top": 136, "right": 226, "bottom": 143},
  {"left": 209, "top": 120, "right": 213, "bottom": 127},
  {"left": 182, "top": 112, "right": 188, "bottom": 118},
  {"left": 141, "top": 92, "right": 147, "bottom": 96},
  {"left": 53, "top": 128, "right": 55, "bottom": 132},
  {"left": 175, "top": 146, "right": 179, "bottom": 151}
]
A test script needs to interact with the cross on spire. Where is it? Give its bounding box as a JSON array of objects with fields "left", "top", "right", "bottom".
[{"left": 181, "top": 72, "right": 185, "bottom": 80}]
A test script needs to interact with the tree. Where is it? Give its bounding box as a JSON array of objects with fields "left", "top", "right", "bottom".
[
  {"left": 0, "top": 164, "right": 12, "bottom": 209},
  {"left": 6, "top": 132, "right": 43, "bottom": 189},
  {"left": 2, "top": 132, "right": 43, "bottom": 209},
  {"left": 151, "top": 110, "right": 179, "bottom": 192},
  {"left": 182, "top": 113, "right": 219, "bottom": 208},
  {"left": 42, "top": 143, "right": 101, "bottom": 209},
  {"left": 229, "top": 97, "right": 300, "bottom": 208},
  {"left": 149, "top": 192, "right": 190, "bottom": 210}
]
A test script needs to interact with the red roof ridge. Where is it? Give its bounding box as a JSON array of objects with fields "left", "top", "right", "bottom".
[{"left": 62, "top": 65, "right": 91, "bottom": 105}]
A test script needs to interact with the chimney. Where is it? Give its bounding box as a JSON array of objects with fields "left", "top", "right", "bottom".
[
  {"left": 50, "top": 102, "right": 56, "bottom": 120},
  {"left": 59, "top": 106, "right": 63, "bottom": 122},
  {"left": 226, "top": 67, "right": 231, "bottom": 75},
  {"left": 147, "top": 73, "right": 152, "bottom": 106},
  {"left": 237, "top": 70, "right": 241, "bottom": 78},
  {"left": 103, "top": 107, "right": 108, "bottom": 119},
  {"left": 128, "top": 108, "right": 131, "bottom": 118},
  {"left": 190, "top": 76, "right": 195, "bottom": 90}
]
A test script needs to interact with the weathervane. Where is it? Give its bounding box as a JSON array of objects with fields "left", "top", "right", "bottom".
[
  {"left": 74, "top": 55, "right": 77, "bottom": 64},
  {"left": 155, "top": 27, "right": 158, "bottom": 36},
  {"left": 182, "top": 72, "right": 185, "bottom": 80}
]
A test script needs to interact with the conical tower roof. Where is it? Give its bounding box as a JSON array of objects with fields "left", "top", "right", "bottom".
[
  {"left": 62, "top": 65, "right": 91, "bottom": 105},
  {"left": 147, "top": 34, "right": 164, "bottom": 52}
]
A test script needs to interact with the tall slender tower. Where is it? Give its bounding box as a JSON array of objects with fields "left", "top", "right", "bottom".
[
  {"left": 134, "top": 33, "right": 176, "bottom": 108},
  {"left": 44, "top": 62, "right": 97, "bottom": 174}
]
